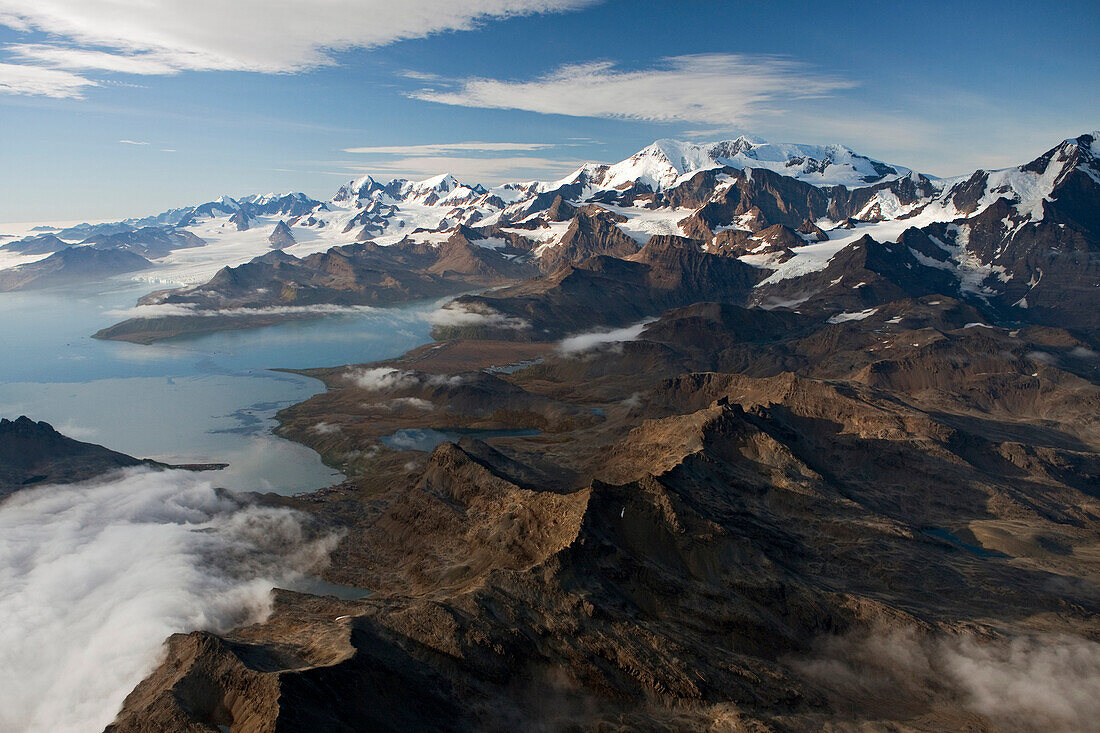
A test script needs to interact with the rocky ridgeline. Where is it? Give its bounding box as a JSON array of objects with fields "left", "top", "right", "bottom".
[{"left": 81, "top": 132, "right": 1100, "bottom": 347}]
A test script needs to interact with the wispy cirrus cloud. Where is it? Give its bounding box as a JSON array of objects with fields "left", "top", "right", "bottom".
[
  {"left": 340, "top": 155, "right": 584, "bottom": 183},
  {"left": 344, "top": 141, "right": 556, "bottom": 155},
  {"left": 340, "top": 139, "right": 584, "bottom": 183},
  {"left": 0, "top": 0, "right": 599, "bottom": 97},
  {"left": 118, "top": 139, "right": 149, "bottom": 146},
  {"left": 6, "top": 43, "right": 180, "bottom": 75},
  {"left": 410, "top": 54, "right": 858, "bottom": 126}
]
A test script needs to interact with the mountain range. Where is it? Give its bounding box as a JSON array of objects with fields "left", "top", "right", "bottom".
[
  {"left": 6, "top": 130, "right": 1100, "bottom": 730},
  {"left": 21, "top": 129, "right": 1087, "bottom": 345}
]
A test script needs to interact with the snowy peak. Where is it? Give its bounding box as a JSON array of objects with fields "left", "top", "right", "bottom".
[
  {"left": 334, "top": 175, "right": 385, "bottom": 203},
  {"left": 328, "top": 135, "right": 917, "bottom": 208},
  {"left": 597, "top": 136, "right": 913, "bottom": 191},
  {"left": 706, "top": 137, "right": 912, "bottom": 187},
  {"left": 935, "top": 131, "right": 1100, "bottom": 222},
  {"left": 599, "top": 139, "right": 725, "bottom": 191},
  {"left": 407, "top": 173, "right": 460, "bottom": 194},
  {"left": 1021, "top": 132, "right": 1097, "bottom": 178},
  {"left": 333, "top": 172, "right": 490, "bottom": 208},
  {"left": 548, "top": 162, "right": 611, "bottom": 191},
  {"left": 1039, "top": 131, "right": 1100, "bottom": 179}
]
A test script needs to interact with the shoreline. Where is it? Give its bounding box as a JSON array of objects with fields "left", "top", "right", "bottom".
[{"left": 269, "top": 337, "right": 557, "bottom": 487}]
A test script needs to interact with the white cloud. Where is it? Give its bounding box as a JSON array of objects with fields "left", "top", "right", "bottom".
[
  {"left": 344, "top": 366, "right": 463, "bottom": 391},
  {"left": 344, "top": 141, "right": 557, "bottom": 155},
  {"left": 118, "top": 139, "right": 149, "bottom": 146},
  {"left": 0, "top": 61, "right": 96, "bottom": 98},
  {"left": 105, "top": 303, "right": 194, "bottom": 318},
  {"left": 345, "top": 367, "right": 416, "bottom": 391},
  {"left": 7, "top": 43, "right": 180, "bottom": 75},
  {"left": 794, "top": 625, "right": 1100, "bottom": 733},
  {"left": 411, "top": 54, "right": 857, "bottom": 126},
  {"left": 310, "top": 421, "right": 342, "bottom": 435},
  {"left": 0, "top": 468, "right": 337, "bottom": 733},
  {"left": 428, "top": 304, "right": 529, "bottom": 331},
  {"left": 361, "top": 396, "right": 435, "bottom": 412},
  {"left": 107, "top": 303, "right": 383, "bottom": 319},
  {"left": 557, "top": 320, "right": 650, "bottom": 354},
  {"left": 54, "top": 420, "right": 99, "bottom": 441},
  {"left": 388, "top": 397, "right": 434, "bottom": 410},
  {"left": 343, "top": 155, "right": 584, "bottom": 183},
  {"left": 53, "top": 420, "right": 99, "bottom": 435},
  {"left": 0, "top": 0, "right": 598, "bottom": 96}
]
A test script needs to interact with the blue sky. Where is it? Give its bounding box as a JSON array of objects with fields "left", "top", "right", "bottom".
[{"left": 0, "top": 0, "right": 1096, "bottom": 222}]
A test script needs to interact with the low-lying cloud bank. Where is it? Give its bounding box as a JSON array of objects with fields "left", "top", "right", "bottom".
[
  {"left": 345, "top": 366, "right": 463, "bottom": 391},
  {"left": 557, "top": 321, "right": 650, "bottom": 354},
  {"left": 793, "top": 625, "right": 1100, "bottom": 732},
  {"left": 108, "top": 303, "right": 384, "bottom": 319},
  {"left": 0, "top": 468, "right": 336, "bottom": 733},
  {"left": 427, "top": 304, "right": 529, "bottom": 331}
]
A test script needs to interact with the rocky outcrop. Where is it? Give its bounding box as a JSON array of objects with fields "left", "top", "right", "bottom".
[
  {"left": 536, "top": 209, "right": 640, "bottom": 272},
  {"left": 677, "top": 167, "right": 834, "bottom": 240},
  {"left": 268, "top": 220, "right": 296, "bottom": 248},
  {"left": 545, "top": 194, "right": 576, "bottom": 222},
  {"left": 711, "top": 224, "right": 806, "bottom": 260},
  {"left": 435, "top": 235, "right": 763, "bottom": 341},
  {"left": 797, "top": 218, "right": 828, "bottom": 241},
  {"left": 0, "top": 416, "right": 147, "bottom": 497},
  {"left": 228, "top": 210, "right": 251, "bottom": 231}
]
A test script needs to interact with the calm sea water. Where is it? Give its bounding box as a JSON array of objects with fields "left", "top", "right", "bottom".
[{"left": 0, "top": 281, "right": 438, "bottom": 493}]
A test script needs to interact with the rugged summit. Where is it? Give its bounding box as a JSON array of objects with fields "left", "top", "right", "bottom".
[
  {"left": 77, "top": 131, "right": 1099, "bottom": 345},
  {"left": 267, "top": 220, "right": 296, "bottom": 249}
]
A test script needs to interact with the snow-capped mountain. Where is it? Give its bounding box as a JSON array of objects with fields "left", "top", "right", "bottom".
[
  {"left": 596, "top": 137, "right": 914, "bottom": 191},
  {"left": 5, "top": 132, "right": 1099, "bottom": 336}
]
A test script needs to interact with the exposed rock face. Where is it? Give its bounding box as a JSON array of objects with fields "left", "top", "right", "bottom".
[
  {"left": 0, "top": 246, "right": 153, "bottom": 291},
  {"left": 536, "top": 209, "right": 641, "bottom": 272},
  {"left": 94, "top": 237, "right": 540, "bottom": 343},
  {"left": 710, "top": 224, "right": 805, "bottom": 260},
  {"left": 677, "top": 167, "right": 834, "bottom": 240},
  {"left": 753, "top": 234, "right": 961, "bottom": 315},
  {"left": 544, "top": 194, "right": 576, "bottom": 222},
  {"left": 797, "top": 218, "right": 828, "bottom": 241},
  {"left": 268, "top": 220, "right": 296, "bottom": 248},
  {"left": 0, "top": 416, "right": 147, "bottom": 497},
  {"left": 926, "top": 197, "right": 1100, "bottom": 338},
  {"left": 435, "top": 235, "right": 763, "bottom": 341},
  {"left": 228, "top": 210, "right": 251, "bottom": 231}
]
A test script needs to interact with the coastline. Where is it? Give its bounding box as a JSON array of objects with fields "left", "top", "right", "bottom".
[{"left": 269, "top": 338, "right": 557, "bottom": 490}]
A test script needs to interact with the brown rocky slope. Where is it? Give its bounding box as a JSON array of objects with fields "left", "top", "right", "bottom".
[{"left": 108, "top": 284, "right": 1100, "bottom": 731}]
